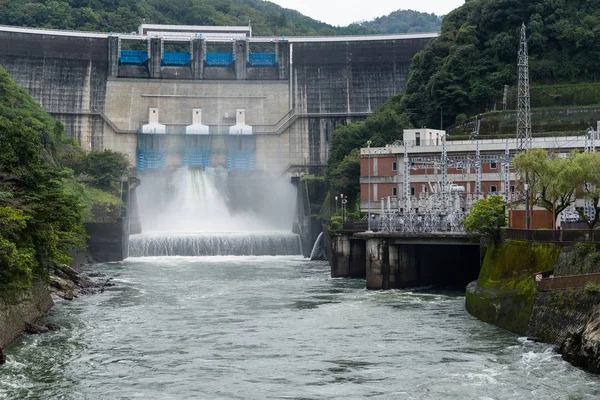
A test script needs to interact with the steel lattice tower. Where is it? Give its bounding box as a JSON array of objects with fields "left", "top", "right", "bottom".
[{"left": 517, "top": 23, "right": 532, "bottom": 152}]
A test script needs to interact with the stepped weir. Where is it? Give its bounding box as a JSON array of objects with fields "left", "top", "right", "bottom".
[{"left": 130, "top": 167, "right": 301, "bottom": 257}]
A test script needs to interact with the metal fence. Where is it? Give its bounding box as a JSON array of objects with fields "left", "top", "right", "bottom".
[
  {"left": 505, "top": 229, "right": 600, "bottom": 243},
  {"left": 341, "top": 221, "right": 375, "bottom": 232}
]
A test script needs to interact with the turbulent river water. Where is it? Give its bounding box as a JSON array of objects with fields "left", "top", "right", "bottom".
[{"left": 1, "top": 256, "right": 598, "bottom": 399}]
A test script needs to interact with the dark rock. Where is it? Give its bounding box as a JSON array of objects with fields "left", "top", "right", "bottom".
[
  {"left": 0, "top": 347, "right": 5, "bottom": 365},
  {"left": 25, "top": 322, "right": 50, "bottom": 334},
  {"left": 49, "top": 275, "right": 76, "bottom": 292},
  {"left": 45, "top": 323, "right": 60, "bottom": 332},
  {"left": 558, "top": 306, "right": 600, "bottom": 373}
]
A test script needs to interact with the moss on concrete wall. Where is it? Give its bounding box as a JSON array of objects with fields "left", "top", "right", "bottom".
[{"left": 466, "top": 240, "right": 560, "bottom": 335}]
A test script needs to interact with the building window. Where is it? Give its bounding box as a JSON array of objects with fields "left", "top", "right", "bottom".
[
  {"left": 424, "top": 186, "right": 428, "bottom": 193},
  {"left": 392, "top": 187, "right": 397, "bottom": 197},
  {"left": 392, "top": 161, "right": 397, "bottom": 171},
  {"left": 410, "top": 187, "right": 415, "bottom": 196},
  {"left": 415, "top": 132, "right": 421, "bottom": 146},
  {"left": 490, "top": 185, "right": 497, "bottom": 193},
  {"left": 510, "top": 185, "right": 515, "bottom": 193},
  {"left": 490, "top": 162, "right": 497, "bottom": 169}
]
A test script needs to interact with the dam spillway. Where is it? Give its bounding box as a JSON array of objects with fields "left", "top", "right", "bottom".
[
  {"left": 131, "top": 167, "right": 302, "bottom": 257},
  {"left": 128, "top": 232, "right": 302, "bottom": 257}
]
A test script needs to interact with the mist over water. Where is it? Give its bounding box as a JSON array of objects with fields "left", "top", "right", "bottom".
[
  {"left": 131, "top": 167, "right": 302, "bottom": 256},
  {"left": 136, "top": 167, "right": 297, "bottom": 233}
]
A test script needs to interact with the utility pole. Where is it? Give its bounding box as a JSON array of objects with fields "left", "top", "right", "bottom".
[
  {"left": 517, "top": 23, "right": 532, "bottom": 229},
  {"left": 367, "top": 141, "right": 372, "bottom": 232}
]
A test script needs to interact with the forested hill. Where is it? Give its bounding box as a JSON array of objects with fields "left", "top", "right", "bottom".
[
  {"left": 355, "top": 10, "right": 442, "bottom": 34},
  {"left": 0, "top": 0, "right": 440, "bottom": 36},
  {"left": 402, "top": 0, "right": 600, "bottom": 129}
]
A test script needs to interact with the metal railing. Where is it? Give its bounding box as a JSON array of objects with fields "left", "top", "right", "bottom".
[{"left": 505, "top": 228, "right": 600, "bottom": 243}]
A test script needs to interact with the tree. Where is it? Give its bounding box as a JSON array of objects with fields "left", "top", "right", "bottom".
[
  {"left": 464, "top": 196, "right": 507, "bottom": 239},
  {"left": 514, "top": 149, "right": 584, "bottom": 229},
  {"left": 83, "top": 150, "right": 129, "bottom": 193},
  {"left": 329, "top": 149, "right": 360, "bottom": 208},
  {"left": 575, "top": 152, "right": 600, "bottom": 229}
]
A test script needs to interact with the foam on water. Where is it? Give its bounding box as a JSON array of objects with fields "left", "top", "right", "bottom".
[{"left": 129, "top": 232, "right": 302, "bottom": 256}]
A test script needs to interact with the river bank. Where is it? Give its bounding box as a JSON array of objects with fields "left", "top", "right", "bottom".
[
  {"left": 466, "top": 239, "right": 600, "bottom": 374},
  {"left": 2, "top": 256, "right": 599, "bottom": 399},
  {"left": 0, "top": 263, "right": 111, "bottom": 363}
]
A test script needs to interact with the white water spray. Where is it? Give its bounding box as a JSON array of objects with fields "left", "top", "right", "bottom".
[{"left": 131, "top": 167, "right": 301, "bottom": 256}]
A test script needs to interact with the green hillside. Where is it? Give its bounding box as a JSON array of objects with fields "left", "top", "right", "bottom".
[
  {"left": 0, "top": 0, "right": 446, "bottom": 36},
  {"left": 403, "top": 0, "right": 600, "bottom": 129},
  {"left": 355, "top": 9, "right": 441, "bottom": 34},
  {"left": 0, "top": 0, "right": 372, "bottom": 36}
]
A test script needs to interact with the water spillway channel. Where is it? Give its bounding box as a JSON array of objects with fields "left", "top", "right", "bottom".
[
  {"left": 129, "top": 231, "right": 302, "bottom": 256},
  {"left": 1, "top": 257, "right": 598, "bottom": 398}
]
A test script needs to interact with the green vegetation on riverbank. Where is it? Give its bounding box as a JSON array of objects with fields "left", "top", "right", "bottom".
[{"left": 0, "top": 67, "right": 128, "bottom": 292}]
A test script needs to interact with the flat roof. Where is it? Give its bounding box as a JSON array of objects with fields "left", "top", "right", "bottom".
[{"left": 140, "top": 24, "right": 251, "bottom": 32}]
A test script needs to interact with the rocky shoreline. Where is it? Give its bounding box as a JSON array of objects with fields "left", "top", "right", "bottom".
[{"left": 0, "top": 265, "right": 113, "bottom": 365}]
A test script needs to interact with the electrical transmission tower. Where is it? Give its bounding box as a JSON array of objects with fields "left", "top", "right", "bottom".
[
  {"left": 517, "top": 23, "right": 532, "bottom": 152},
  {"left": 516, "top": 23, "right": 533, "bottom": 229}
]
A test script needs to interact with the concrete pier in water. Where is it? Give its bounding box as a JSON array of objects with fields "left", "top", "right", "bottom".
[{"left": 331, "top": 232, "right": 481, "bottom": 290}]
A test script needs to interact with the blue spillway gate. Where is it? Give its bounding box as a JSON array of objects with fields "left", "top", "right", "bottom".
[
  {"left": 137, "top": 135, "right": 167, "bottom": 171},
  {"left": 205, "top": 53, "right": 234, "bottom": 67},
  {"left": 183, "top": 136, "right": 210, "bottom": 168},
  {"left": 119, "top": 50, "right": 149, "bottom": 65},
  {"left": 248, "top": 53, "right": 277, "bottom": 67},
  {"left": 227, "top": 136, "right": 256, "bottom": 171},
  {"left": 162, "top": 52, "right": 191, "bottom": 66}
]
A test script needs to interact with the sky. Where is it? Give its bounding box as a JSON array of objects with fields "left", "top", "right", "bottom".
[{"left": 268, "top": 0, "right": 465, "bottom": 26}]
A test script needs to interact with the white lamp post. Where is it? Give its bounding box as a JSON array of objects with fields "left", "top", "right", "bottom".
[
  {"left": 335, "top": 195, "right": 338, "bottom": 214},
  {"left": 340, "top": 194, "right": 345, "bottom": 222},
  {"left": 367, "top": 141, "right": 372, "bottom": 232}
]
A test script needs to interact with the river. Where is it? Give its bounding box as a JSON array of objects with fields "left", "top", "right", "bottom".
[{"left": 0, "top": 256, "right": 598, "bottom": 399}]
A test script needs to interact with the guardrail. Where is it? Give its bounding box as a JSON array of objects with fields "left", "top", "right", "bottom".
[
  {"left": 505, "top": 229, "right": 600, "bottom": 243},
  {"left": 341, "top": 222, "right": 377, "bottom": 232},
  {"left": 534, "top": 272, "right": 600, "bottom": 291}
]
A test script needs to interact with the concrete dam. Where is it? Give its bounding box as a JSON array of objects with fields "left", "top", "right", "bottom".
[
  {"left": 0, "top": 24, "right": 435, "bottom": 257},
  {"left": 0, "top": 24, "right": 435, "bottom": 175}
]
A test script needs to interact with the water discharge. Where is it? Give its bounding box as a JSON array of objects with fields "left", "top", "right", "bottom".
[
  {"left": 131, "top": 167, "right": 301, "bottom": 256},
  {"left": 1, "top": 258, "right": 598, "bottom": 399}
]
